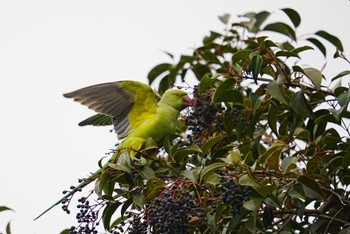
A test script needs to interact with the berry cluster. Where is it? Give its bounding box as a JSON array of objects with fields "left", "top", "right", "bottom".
[
  {"left": 61, "top": 182, "right": 85, "bottom": 215},
  {"left": 69, "top": 194, "right": 103, "bottom": 234},
  {"left": 185, "top": 86, "right": 224, "bottom": 146},
  {"left": 114, "top": 184, "right": 205, "bottom": 233},
  {"left": 220, "top": 177, "right": 250, "bottom": 215}
]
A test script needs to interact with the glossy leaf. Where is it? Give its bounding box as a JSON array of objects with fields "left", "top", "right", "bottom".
[
  {"left": 298, "top": 175, "right": 324, "bottom": 198},
  {"left": 290, "top": 91, "right": 315, "bottom": 119},
  {"left": 291, "top": 45, "right": 314, "bottom": 54},
  {"left": 267, "top": 81, "right": 289, "bottom": 105},
  {"left": 173, "top": 145, "right": 202, "bottom": 163},
  {"left": 315, "top": 30, "right": 344, "bottom": 51},
  {"left": 181, "top": 169, "right": 197, "bottom": 183},
  {"left": 307, "top": 154, "right": 325, "bottom": 176},
  {"left": 263, "top": 22, "right": 296, "bottom": 40},
  {"left": 198, "top": 74, "right": 217, "bottom": 95},
  {"left": 147, "top": 63, "right": 172, "bottom": 85},
  {"left": 239, "top": 173, "right": 261, "bottom": 188},
  {"left": 59, "top": 230, "right": 70, "bottom": 234},
  {"left": 251, "top": 55, "right": 263, "bottom": 83},
  {"left": 218, "top": 13, "right": 230, "bottom": 24},
  {"left": 212, "top": 78, "right": 238, "bottom": 103},
  {"left": 268, "top": 103, "right": 279, "bottom": 137},
  {"left": 192, "top": 64, "right": 211, "bottom": 80},
  {"left": 200, "top": 135, "right": 225, "bottom": 157},
  {"left": 306, "top": 37, "right": 327, "bottom": 57},
  {"left": 281, "top": 8, "right": 301, "bottom": 28},
  {"left": 331, "top": 70, "right": 350, "bottom": 82},
  {"left": 303, "top": 67, "right": 323, "bottom": 90},
  {"left": 6, "top": 222, "right": 11, "bottom": 234},
  {"left": 337, "top": 90, "right": 350, "bottom": 107},
  {"left": 200, "top": 162, "right": 225, "bottom": 182},
  {"left": 102, "top": 202, "right": 122, "bottom": 230},
  {"left": 232, "top": 50, "right": 252, "bottom": 63},
  {"left": 281, "top": 156, "right": 297, "bottom": 174},
  {"left": 136, "top": 166, "right": 155, "bottom": 180},
  {"left": 0, "top": 206, "right": 13, "bottom": 212},
  {"left": 275, "top": 50, "right": 299, "bottom": 58}
]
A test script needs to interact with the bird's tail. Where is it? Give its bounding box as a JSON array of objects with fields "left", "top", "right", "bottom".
[
  {"left": 34, "top": 147, "right": 138, "bottom": 220},
  {"left": 33, "top": 167, "right": 102, "bottom": 221}
]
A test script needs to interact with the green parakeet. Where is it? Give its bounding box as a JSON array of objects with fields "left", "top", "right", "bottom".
[{"left": 35, "top": 80, "right": 192, "bottom": 220}]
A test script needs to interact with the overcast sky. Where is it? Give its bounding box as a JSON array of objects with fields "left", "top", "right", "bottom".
[{"left": 0, "top": 1, "right": 349, "bottom": 233}]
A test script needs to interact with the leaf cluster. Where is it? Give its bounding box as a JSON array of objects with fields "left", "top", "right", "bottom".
[{"left": 65, "top": 8, "right": 350, "bottom": 234}]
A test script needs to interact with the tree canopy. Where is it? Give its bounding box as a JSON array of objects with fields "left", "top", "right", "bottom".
[{"left": 60, "top": 8, "right": 350, "bottom": 234}]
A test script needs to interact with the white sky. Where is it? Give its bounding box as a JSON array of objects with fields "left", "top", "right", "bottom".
[{"left": 0, "top": 1, "right": 349, "bottom": 233}]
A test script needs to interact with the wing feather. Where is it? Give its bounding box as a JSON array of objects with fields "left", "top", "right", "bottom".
[{"left": 63, "top": 81, "right": 157, "bottom": 139}]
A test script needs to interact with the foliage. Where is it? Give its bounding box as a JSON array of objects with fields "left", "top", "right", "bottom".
[
  {"left": 0, "top": 206, "right": 13, "bottom": 234},
  {"left": 63, "top": 8, "right": 350, "bottom": 233}
]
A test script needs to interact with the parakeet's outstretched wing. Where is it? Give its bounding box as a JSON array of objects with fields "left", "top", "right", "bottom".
[
  {"left": 78, "top": 113, "right": 112, "bottom": 126},
  {"left": 63, "top": 81, "right": 158, "bottom": 139}
]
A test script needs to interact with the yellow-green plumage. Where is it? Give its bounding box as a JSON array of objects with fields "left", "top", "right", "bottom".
[{"left": 34, "top": 80, "right": 191, "bottom": 220}]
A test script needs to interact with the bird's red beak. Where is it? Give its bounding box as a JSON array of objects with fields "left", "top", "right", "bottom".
[{"left": 184, "top": 95, "right": 193, "bottom": 106}]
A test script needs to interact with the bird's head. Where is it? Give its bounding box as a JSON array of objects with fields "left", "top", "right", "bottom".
[{"left": 160, "top": 89, "right": 193, "bottom": 110}]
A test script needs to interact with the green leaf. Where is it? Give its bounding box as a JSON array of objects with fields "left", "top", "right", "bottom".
[
  {"left": 6, "top": 222, "right": 11, "bottom": 234},
  {"left": 203, "top": 173, "right": 220, "bottom": 184},
  {"left": 306, "top": 37, "right": 327, "bottom": 57},
  {"left": 263, "top": 206, "right": 274, "bottom": 228},
  {"left": 243, "top": 200, "right": 257, "bottom": 212},
  {"left": 307, "top": 154, "right": 325, "bottom": 176},
  {"left": 218, "top": 13, "right": 230, "bottom": 24},
  {"left": 102, "top": 202, "right": 122, "bottom": 230},
  {"left": 0, "top": 206, "right": 13, "bottom": 212},
  {"left": 59, "top": 229, "right": 70, "bottom": 234},
  {"left": 228, "top": 150, "right": 241, "bottom": 164},
  {"left": 200, "top": 135, "right": 225, "bottom": 156},
  {"left": 192, "top": 64, "right": 211, "bottom": 80},
  {"left": 97, "top": 172, "right": 112, "bottom": 197},
  {"left": 259, "top": 141, "right": 286, "bottom": 170},
  {"left": 239, "top": 173, "right": 261, "bottom": 188},
  {"left": 251, "top": 55, "right": 263, "bottom": 83},
  {"left": 281, "top": 156, "right": 298, "bottom": 174},
  {"left": 254, "top": 11, "right": 271, "bottom": 30},
  {"left": 268, "top": 104, "right": 279, "bottom": 137},
  {"left": 213, "top": 78, "right": 240, "bottom": 103},
  {"left": 315, "top": 30, "right": 344, "bottom": 52},
  {"left": 337, "top": 90, "right": 350, "bottom": 107},
  {"left": 121, "top": 197, "right": 133, "bottom": 219},
  {"left": 267, "top": 81, "right": 289, "bottom": 105},
  {"left": 298, "top": 175, "right": 324, "bottom": 198},
  {"left": 303, "top": 67, "right": 323, "bottom": 90},
  {"left": 232, "top": 50, "right": 252, "bottom": 64},
  {"left": 331, "top": 70, "right": 350, "bottom": 82},
  {"left": 288, "top": 183, "right": 305, "bottom": 199},
  {"left": 147, "top": 63, "right": 172, "bottom": 85},
  {"left": 137, "top": 166, "right": 155, "bottom": 180},
  {"left": 243, "top": 11, "right": 270, "bottom": 33},
  {"left": 281, "top": 8, "right": 301, "bottom": 28},
  {"left": 199, "top": 74, "right": 218, "bottom": 95},
  {"left": 109, "top": 162, "right": 130, "bottom": 174},
  {"left": 144, "top": 177, "right": 165, "bottom": 202},
  {"left": 275, "top": 50, "right": 300, "bottom": 58},
  {"left": 330, "top": 105, "right": 348, "bottom": 122},
  {"left": 291, "top": 45, "right": 314, "bottom": 54},
  {"left": 78, "top": 114, "right": 112, "bottom": 127},
  {"left": 173, "top": 146, "right": 202, "bottom": 163},
  {"left": 200, "top": 162, "right": 225, "bottom": 182},
  {"left": 294, "top": 128, "right": 310, "bottom": 141},
  {"left": 181, "top": 169, "right": 197, "bottom": 183},
  {"left": 290, "top": 91, "right": 315, "bottom": 119},
  {"left": 263, "top": 22, "right": 296, "bottom": 40}
]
